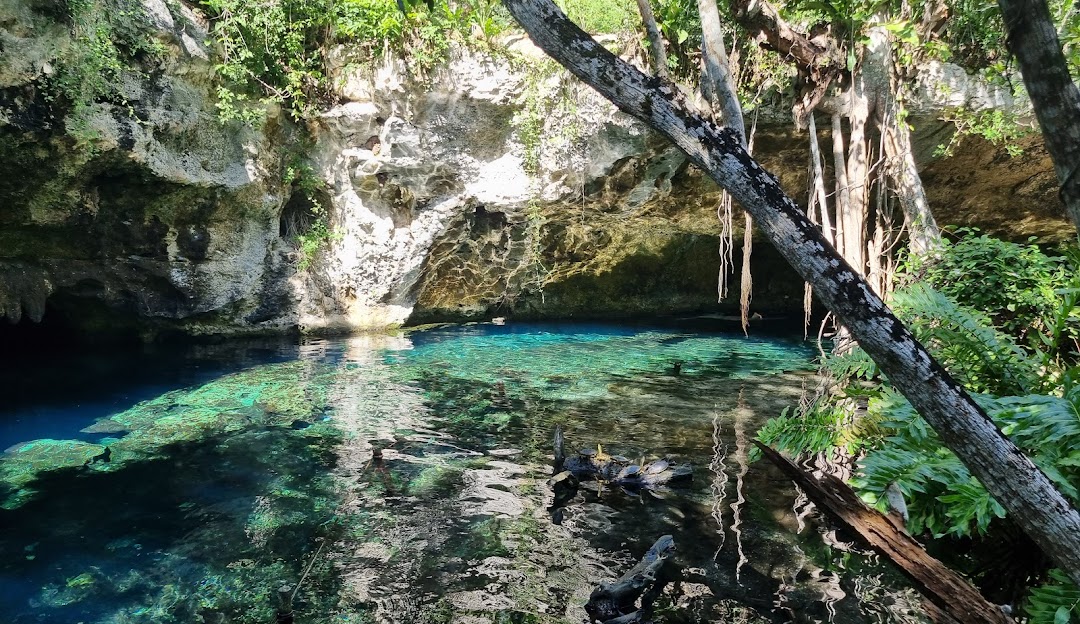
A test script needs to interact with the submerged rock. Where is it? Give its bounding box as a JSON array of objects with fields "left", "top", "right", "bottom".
[
  {"left": 79, "top": 419, "right": 130, "bottom": 435},
  {"left": 0, "top": 439, "right": 108, "bottom": 508}
]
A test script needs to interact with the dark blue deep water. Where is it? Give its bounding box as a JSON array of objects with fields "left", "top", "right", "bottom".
[{"left": 0, "top": 322, "right": 927, "bottom": 623}]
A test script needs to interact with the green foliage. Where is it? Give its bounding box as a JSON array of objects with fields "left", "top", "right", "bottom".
[
  {"left": 758, "top": 403, "right": 865, "bottom": 456},
  {"left": 890, "top": 283, "right": 1040, "bottom": 395},
  {"left": 848, "top": 383, "right": 1080, "bottom": 539},
  {"left": 296, "top": 218, "right": 341, "bottom": 271},
  {"left": 202, "top": 0, "right": 514, "bottom": 122},
  {"left": 833, "top": 280, "right": 1079, "bottom": 537},
  {"left": 555, "top": 0, "right": 635, "bottom": 34},
  {"left": 934, "top": 108, "right": 1035, "bottom": 158},
  {"left": 758, "top": 234, "right": 1080, "bottom": 618},
  {"left": 48, "top": 0, "right": 165, "bottom": 147},
  {"left": 935, "top": 0, "right": 1008, "bottom": 66},
  {"left": 283, "top": 161, "right": 341, "bottom": 271},
  {"left": 1026, "top": 569, "right": 1080, "bottom": 624},
  {"left": 650, "top": 0, "right": 701, "bottom": 77},
  {"left": 902, "top": 230, "right": 1079, "bottom": 355},
  {"left": 201, "top": 0, "right": 333, "bottom": 122},
  {"left": 512, "top": 86, "right": 546, "bottom": 176}
]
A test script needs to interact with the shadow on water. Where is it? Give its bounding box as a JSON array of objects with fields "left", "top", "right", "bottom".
[{"left": 0, "top": 323, "right": 928, "bottom": 623}]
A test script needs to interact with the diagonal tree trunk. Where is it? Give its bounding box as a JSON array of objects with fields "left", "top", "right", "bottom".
[
  {"left": 502, "top": 0, "right": 1080, "bottom": 586},
  {"left": 997, "top": 0, "right": 1080, "bottom": 236}
]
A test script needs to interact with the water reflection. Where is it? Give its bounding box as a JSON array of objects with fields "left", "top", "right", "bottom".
[{"left": 0, "top": 323, "right": 927, "bottom": 623}]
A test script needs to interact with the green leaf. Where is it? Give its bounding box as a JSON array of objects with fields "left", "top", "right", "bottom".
[
  {"left": 1056, "top": 605, "right": 1071, "bottom": 624},
  {"left": 846, "top": 49, "right": 857, "bottom": 71},
  {"left": 677, "top": 29, "right": 688, "bottom": 44}
]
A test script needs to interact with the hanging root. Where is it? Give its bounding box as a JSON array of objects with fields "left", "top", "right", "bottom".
[
  {"left": 717, "top": 191, "right": 734, "bottom": 301},
  {"left": 740, "top": 213, "right": 753, "bottom": 336},
  {"left": 739, "top": 115, "right": 759, "bottom": 335}
]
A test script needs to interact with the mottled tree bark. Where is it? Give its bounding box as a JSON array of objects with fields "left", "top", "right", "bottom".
[
  {"left": 502, "top": 0, "right": 1080, "bottom": 586},
  {"left": 727, "top": 0, "right": 844, "bottom": 126},
  {"left": 997, "top": 0, "right": 1080, "bottom": 236}
]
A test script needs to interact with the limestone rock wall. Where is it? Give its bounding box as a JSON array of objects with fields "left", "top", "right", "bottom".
[
  {"left": 0, "top": 0, "right": 296, "bottom": 341},
  {"left": 0, "top": 0, "right": 1072, "bottom": 341},
  {"left": 301, "top": 47, "right": 815, "bottom": 329}
]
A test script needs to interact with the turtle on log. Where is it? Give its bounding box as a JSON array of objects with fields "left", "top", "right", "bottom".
[{"left": 552, "top": 426, "right": 692, "bottom": 491}]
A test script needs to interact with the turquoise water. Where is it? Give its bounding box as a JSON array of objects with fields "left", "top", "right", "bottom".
[{"left": 0, "top": 322, "right": 927, "bottom": 623}]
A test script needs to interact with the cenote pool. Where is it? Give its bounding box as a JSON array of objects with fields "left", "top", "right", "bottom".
[{"left": 0, "top": 322, "right": 927, "bottom": 623}]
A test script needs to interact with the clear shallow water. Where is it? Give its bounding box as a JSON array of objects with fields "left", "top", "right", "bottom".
[{"left": 0, "top": 322, "right": 927, "bottom": 623}]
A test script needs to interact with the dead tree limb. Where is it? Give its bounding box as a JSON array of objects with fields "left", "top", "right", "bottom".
[{"left": 755, "top": 441, "right": 1013, "bottom": 624}]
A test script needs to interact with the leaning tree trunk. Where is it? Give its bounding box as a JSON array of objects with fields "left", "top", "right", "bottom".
[
  {"left": 997, "top": 0, "right": 1080, "bottom": 236},
  {"left": 502, "top": 0, "right": 1080, "bottom": 586}
]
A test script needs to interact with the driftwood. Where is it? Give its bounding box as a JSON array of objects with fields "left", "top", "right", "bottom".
[
  {"left": 754, "top": 441, "right": 1014, "bottom": 624},
  {"left": 585, "top": 535, "right": 676, "bottom": 624}
]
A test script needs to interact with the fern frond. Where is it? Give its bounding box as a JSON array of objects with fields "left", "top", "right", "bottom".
[
  {"left": 891, "top": 284, "right": 1040, "bottom": 395},
  {"left": 1025, "top": 569, "right": 1080, "bottom": 624}
]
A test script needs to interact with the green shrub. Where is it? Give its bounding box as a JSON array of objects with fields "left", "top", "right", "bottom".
[
  {"left": 200, "top": 0, "right": 515, "bottom": 122},
  {"left": 201, "top": 0, "right": 333, "bottom": 122},
  {"left": 902, "top": 229, "right": 1077, "bottom": 355},
  {"left": 48, "top": 0, "right": 165, "bottom": 146},
  {"left": 555, "top": 0, "right": 635, "bottom": 34},
  {"left": 1026, "top": 569, "right": 1080, "bottom": 624}
]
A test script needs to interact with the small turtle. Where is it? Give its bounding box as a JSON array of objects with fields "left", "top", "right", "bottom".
[
  {"left": 549, "top": 470, "right": 578, "bottom": 487},
  {"left": 617, "top": 464, "right": 642, "bottom": 480},
  {"left": 644, "top": 459, "right": 670, "bottom": 474},
  {"left": 611, "top": 455, "right": 630, "bottom": 464},
  {"left": 579, "top": 448, "right": 598, "bottom": 458}
]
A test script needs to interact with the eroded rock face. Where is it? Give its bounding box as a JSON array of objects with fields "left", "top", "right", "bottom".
[
  {"left": 0, "top": 2, "right": 1071, "bottom": 340},
  {"left": 0, "top": 0, "right": 295, "bottom": 340},
  {"left": 303, "top": 49, "right": 814, "bottom": 328}
]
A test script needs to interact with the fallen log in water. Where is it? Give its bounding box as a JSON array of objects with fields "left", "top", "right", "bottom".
[
  {"left": 754, "top": 441, "right": 1014, "bottom": 624},
  {"left": 586, "top": 535, "right": 676, "bottom": 624}
]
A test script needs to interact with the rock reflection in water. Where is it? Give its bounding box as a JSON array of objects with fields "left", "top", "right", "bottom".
[{"left": 0, "top": 323, "right": 928, "bottom": 623}]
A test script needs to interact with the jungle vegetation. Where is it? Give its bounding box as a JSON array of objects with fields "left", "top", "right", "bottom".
[{"left": 50, "top": 0, "right": 1080, "bottom": 618}]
